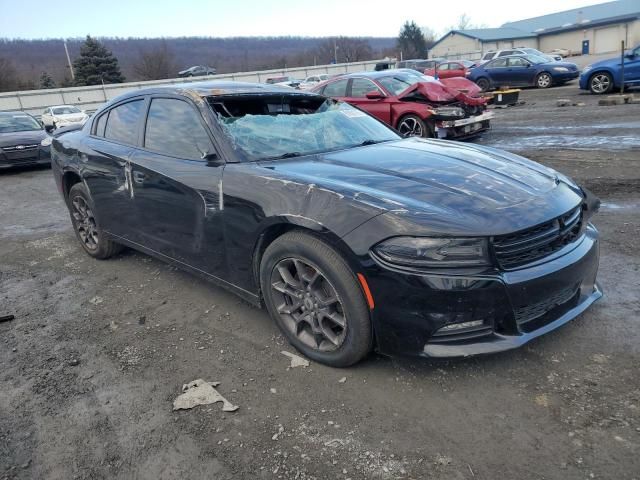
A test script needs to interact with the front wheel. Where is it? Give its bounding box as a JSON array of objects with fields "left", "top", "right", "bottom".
[
  {"left": 397, "top": 114, "right": 433, "bottom": 138},
  {"left": 67, "top": 183, "right": 123, "bottom": 259},
  {"left": 589, "top": 72, "right": 613, "bottom": 94},
  {"left": 260, "top": 231, "right": 372, "bottom": 367},
  {"left": 536, "top": 72, "right": 552, "bottom": 88},
  {"left": 475, "top": 77, "right": 490, "bottom": 91}
]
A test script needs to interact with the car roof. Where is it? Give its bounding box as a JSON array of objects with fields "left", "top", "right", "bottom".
[
  {"left": 112, "top": 81, "right": 317, "bottom": 102},
  {"left": 50, "top": 105, "right": 77, "bottom": 109}
]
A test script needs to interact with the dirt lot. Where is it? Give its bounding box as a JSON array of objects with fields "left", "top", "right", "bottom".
[{"left": 1, "top": 85, "right": 639, "bottom": 480}]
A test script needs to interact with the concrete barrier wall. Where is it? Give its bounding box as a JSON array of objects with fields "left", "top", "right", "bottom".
[{"left": 0, "top": 60, "right": 383, "bottom": 117}]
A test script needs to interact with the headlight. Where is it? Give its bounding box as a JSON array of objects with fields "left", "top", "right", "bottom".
[
  {"left": 553, "top": 67, "right": 569, "bottom": 72},
  {"left": 582, "top": 65, "right": 592, "bottom": 73},
  {"left": 373, "top": 237, "right": 490, "bottom": 268},
  {"left": 41, "top": 136, "right": 53, "bottom": 147}
]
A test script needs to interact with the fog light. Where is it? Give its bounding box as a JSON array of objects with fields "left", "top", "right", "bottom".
[{"left": 438, "top": 320, "right": 485, "bottom": 331}]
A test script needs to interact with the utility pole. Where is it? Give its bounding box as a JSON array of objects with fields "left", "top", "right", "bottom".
[
  {"left": 620, "top": 40, "right": 625, "bottom": 94},
  {"left": 334, "top": 41, "right": 339, "bottom": 64},
  {"left": 64, "top": 40, "right": 75, "bottom": 81}
]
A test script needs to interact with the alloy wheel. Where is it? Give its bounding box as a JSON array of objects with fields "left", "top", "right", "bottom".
[
  {"left": 270, "top": 257, "right": 347, "bottom": 352},
  {"left": 398, "top": 117, "right": 424, "bottom": 137},
  {"left": 537, "top": 73, "right": 552, "bottom": 88},
  {"left": 71, "top": 195, "right": 99, "bottom": 251},
  {"left": 591, "top": 74, "right": 611, "bottom": 94}
]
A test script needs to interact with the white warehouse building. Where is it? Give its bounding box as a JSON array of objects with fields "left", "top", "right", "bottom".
[{"left": 429, "top": 0, "right": 640, "bottom": 60}]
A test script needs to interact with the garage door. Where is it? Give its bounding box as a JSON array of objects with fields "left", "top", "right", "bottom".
[{"left": 594, "top": 26, "right": 622, "bottom": 54}]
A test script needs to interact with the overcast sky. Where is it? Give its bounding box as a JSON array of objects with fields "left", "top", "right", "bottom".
[{"left": 0, "top": 0, "right": 607, "bottom": 39}]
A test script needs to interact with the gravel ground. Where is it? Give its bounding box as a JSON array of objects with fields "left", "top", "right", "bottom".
[{"left": 1, "top": 85, "right": 639, "bottom": 480}]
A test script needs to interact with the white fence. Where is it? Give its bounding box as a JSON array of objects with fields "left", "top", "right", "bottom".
[{"left": 0, "top": 60, "right": 384, "bottom": 117}]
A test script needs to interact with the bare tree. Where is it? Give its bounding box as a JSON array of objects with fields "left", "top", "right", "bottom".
[
  {"left": 134, "top": 41, "right": 175, "bottom": 80},
  {"left": 0, "top": 57, "right": 18, "bottom": 92},
  {"left": 315, "top": 37, "right": 373, "bottom": 64},
  {"left": 457, "top": 14, "right": 472, "bottom": 30}
]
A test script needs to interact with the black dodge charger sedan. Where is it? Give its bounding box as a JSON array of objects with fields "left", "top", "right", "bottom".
[
  {"left": 50, "top": 81, "right": 602, "bottom": 367},
  {"left": 0, "top": 111, "right": 51, "bottom": 169}
]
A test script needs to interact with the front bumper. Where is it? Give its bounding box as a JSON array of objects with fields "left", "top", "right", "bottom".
[
  {"left": 0, "top": 146, "right": 50, "bottom": 169},
  {"left": 436, "top": 111, "right": 493, "bottom": 139},
  {"left": 366, "top": 224, "right": 601, "bottom": 358},
  {"left": 554, "top": 71, "right": 580, "bottom": 83}
]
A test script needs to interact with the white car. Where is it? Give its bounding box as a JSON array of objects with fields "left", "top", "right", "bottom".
[
  {"left": 480, "top": 48, "right": 562, "bottom": 64},
  {"left": 547, "top": 48, "right": 571, "bottom": 57},
  {"left": 41, "top": 105, "right": 89, "bottom": 131},
  {"left": 298, "top": 74, "right": 330, "bottom": 90}
]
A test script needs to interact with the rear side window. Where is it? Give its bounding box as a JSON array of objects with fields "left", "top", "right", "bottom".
[
  {"left": 322, "top": 79, "right": 348, "bottom": 97},
  {"left": 104, "top": 100, "right": 144, "bottom": 145},
  {"left": 94, "top": 112, "right": 108, "bottom": 137},
  {"left": 482, "top": 52, "right": 495, "bottom": 60},
  {"left": 438, "top": 63, "right": 450, "bottom": 71},
  {"left": 489, "top": 58, "right": 508, "bottom": 68},
  {"left": 144, "top": 98, "right": 212, "bottom": 160}
]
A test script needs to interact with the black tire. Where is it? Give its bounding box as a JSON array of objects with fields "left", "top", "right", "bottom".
[
  {"left": 260, "top": 231, "right": 372, "bottom": 367},
  {"left": 589, "top": 72, "right": 613, "bottom": 94},
  {"left": 67, "top": 183, "right": 123, "bottom": 259},
  {"left": 475, "top": 77, "right": 490, "bottom": 91},
  {"left": 535, "top": 72, "right": 553, "bottom": 89},
  {"left": 397, "top": 114, "right": 432, "bottom": 138}
]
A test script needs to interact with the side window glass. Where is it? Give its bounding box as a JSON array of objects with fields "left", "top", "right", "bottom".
[
  {"left": 507, "top": 58, "right": 526, "bottom": 67},
  {"left": 94, "top": 112, "right": 108, "bottom": 137},
  {"left": 350, "top": 79, "right": 381, "bottom": 98},
  {"left": 144, "top": 98, "right": 212, "bottom": 161},
  {"left": 322, "top": 79, "right": 348, "bottom": 97},
  {"left": 491, "top": 58, "right": 507, "bottom": 68},
  {"left": 104, "top": 100, "right": 144, "bottom": 145},
  {"left": 439, "top": 64, "right": 450, "bottom": 71}
]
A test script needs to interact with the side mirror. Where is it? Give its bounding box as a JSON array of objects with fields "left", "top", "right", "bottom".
[
  {"left": 625, "top": 52, "right": 636, "bottom": 59},
  {"left": 203, "top": 151, "right": 223, "bottom": 167},
  {"left": 365, "top": 90, "right": 384, "bottom": 100}
]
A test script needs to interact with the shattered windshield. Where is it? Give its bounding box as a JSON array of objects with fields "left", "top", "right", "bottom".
[{"left": 209, "top": 95, "right": 399, "bottom": 160}]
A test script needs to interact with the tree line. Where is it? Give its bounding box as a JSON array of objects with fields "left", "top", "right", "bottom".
[{"left": 0, "top": 16, "right": 478, "bottom": 92}]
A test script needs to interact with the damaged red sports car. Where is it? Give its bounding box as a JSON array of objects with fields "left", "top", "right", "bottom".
[{"left": 312, "top": 70, "right": 492, "bottom": 140}]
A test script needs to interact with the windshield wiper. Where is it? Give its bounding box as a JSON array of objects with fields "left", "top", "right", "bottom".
[
  {"left": 266, "top": 152, "right": 303, "bottom": 160},
  {"left": 357, "top": 139, "right": 389, "bottom": 147}
]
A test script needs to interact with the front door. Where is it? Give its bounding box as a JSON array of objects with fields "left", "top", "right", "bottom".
[
  {"left": 127, "top": 96, "right": 226, "bottom": 277},
  {"left": 506, "top": 57, "right": 537, "bottom": 85},
  {"left": 344, "top": 78, "right": 392, "bottom": 124},
  {"left": 624, "top": 45, "right": 640, "bottom": 85}
]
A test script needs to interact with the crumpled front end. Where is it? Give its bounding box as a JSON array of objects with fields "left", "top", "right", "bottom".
[{"left": 399, "top": 79, "right": 492, "bottom": 139}]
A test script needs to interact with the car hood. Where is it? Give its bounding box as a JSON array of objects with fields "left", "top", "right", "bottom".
[
  {"left": 262, "top": 138, "right": 584, "bottom": 236},
  {"left": 584, "top": 56, "right": 620, "bottom": 70},
  {"left": 54, "top": 113, "right": 86, "bottom": 121},
  {"left": 0, "top": 130, "right": 47, "bottom": 148}
]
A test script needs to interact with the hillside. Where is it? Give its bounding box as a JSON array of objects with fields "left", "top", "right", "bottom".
[{"left": 0, "top": 36, "right": 396, "bottom": 90}]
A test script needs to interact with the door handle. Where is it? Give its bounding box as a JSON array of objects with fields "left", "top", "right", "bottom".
[{"left": 133, "top": 171, "right": 146, "bottom": 185}]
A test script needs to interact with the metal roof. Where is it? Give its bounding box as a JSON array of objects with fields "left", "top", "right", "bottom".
[
  {"left": 451, "top": 28, "right": 537, "bottom": 41},
  {"left": 431, "top": 0, "right": 640, "bottom": 49},
  {"left": 502, "top": 0, "right": 640, "bottom": 33}
]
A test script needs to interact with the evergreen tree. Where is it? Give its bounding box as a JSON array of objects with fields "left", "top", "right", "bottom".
[
  {"left": 73, "top": 36, "right": 125, "bottom": 86},
  {"left": 39, "top": 71, "right": 56, "bottom": 89},
  {"left": 397, "top": 21, "right": 427, "bottom": 59}
]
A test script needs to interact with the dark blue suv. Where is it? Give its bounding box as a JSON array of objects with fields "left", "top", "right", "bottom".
[{"left": 579, "top": 45, "right": 640, "bottom": 94}]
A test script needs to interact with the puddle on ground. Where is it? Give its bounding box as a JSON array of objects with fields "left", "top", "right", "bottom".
[
  {"left": 481, "top": 135, "right": 640, "bottom": 151},
  {"left": 600, "top": 201, "right": 640, "bottom": 211}
]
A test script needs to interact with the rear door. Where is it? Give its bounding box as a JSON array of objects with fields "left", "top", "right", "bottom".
[
  {"left": 128, "top": 95, "right": 227, "bottom": 276},
  {"left": 485, "top": 58, "right": 509, "bottom": 86},
  {"left": 344, "top": 78, "right": 391, "bottom": 124},
  {"left": 83, "top": 97, "right": 146, "bottom": 240}
]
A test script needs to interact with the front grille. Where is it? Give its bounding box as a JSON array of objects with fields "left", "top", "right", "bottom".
[
  {"left": 492, "top": 206, "right": 582, "bottom": 269},
  {"left": 2, "top": 144, "right": 39, "bottom": 152},
  {"left": 514, "top": 284, "right": 580, "bottom": 328}
]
